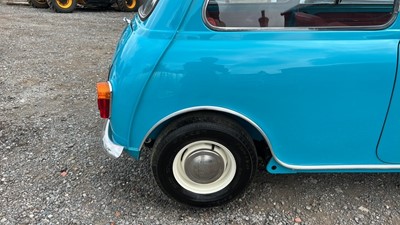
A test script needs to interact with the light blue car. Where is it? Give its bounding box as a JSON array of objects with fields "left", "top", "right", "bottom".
[{"left": 96, "top": 0, "right": 400, "bottom": 206}]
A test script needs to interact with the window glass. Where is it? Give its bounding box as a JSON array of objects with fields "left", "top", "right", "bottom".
[
  {"left": 205, "top": 0, "right": 396, "bottom": 28},
  {"left": 139, "top": 0, "right": 158, "bottom": 20}
]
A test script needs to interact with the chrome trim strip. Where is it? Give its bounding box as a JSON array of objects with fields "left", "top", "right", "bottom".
[
  {"left": 277, "top": 163, "right": 400, "bottom": 170},
  {"left": 107, "top": 81, "right": 112, "bottom": 92},
  {"left": 107, "top": 81, "right": 113, "bottom": 118},
  {"left": 102, "top": 120, "right": 123, "bottom": 158},
  {"left": 140, "top": 106, "right": 400, "bottom": 170}
]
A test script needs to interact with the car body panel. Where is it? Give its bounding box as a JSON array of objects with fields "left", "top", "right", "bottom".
[
  {"left": 104, "top": 0, "right": 400, "bottom": 172},
  {"left": 107, "top": 0, "right": 192, "bottom": 157},
  {"left": 158, "top": 7, "right": 400, "bottom": 166}
]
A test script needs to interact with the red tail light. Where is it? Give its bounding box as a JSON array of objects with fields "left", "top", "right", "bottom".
[{"left": 97, "top": 82, "right": 111, "bottom": 119}]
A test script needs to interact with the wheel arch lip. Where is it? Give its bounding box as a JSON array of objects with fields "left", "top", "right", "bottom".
[{"left": 139, "top": 106, "right": 274, "bottom": 155}]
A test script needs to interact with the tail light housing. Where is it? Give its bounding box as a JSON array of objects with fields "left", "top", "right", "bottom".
[{"left": 97, "top": 82, "right": 111, "bottom": 119}]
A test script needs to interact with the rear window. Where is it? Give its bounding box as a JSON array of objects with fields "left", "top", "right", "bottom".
[
  {"left": 204, "top": 0, "right": 396, "bottom": 29},
  {"left": 139, "top": 0, "right": 159, "bottom": 20}
]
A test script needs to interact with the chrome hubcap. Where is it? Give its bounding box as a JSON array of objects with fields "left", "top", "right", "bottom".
[
  {"left": 172, "top": 140, "right": 236, "bottom": 194},
  {"left": 184, "top": 150, "right": 224, "bottom": 184}
]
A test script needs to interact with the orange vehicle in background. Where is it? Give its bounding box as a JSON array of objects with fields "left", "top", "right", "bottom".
[{"left": 28, "top": 0, "right": 142, "bottom": 13}]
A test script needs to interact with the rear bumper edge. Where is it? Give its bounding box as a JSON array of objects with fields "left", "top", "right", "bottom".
[{"left": 102, "top": 120, "right": 124, "bottom": 158}]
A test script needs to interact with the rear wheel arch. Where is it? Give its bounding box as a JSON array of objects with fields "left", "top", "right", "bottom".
[{"left": 144, "top": 109, "right": 272, "bottom": 161}]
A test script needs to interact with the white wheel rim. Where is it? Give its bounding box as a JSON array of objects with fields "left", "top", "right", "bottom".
[{"left": 172, "top": 140, "right": 236, "bottom": 194}]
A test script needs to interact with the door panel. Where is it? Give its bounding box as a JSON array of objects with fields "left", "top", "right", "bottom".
[{"left": 377, "top": 46, "right": 400, "bottom": 163}]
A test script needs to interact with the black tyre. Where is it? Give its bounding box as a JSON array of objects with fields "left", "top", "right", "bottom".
[
  {"left": 151, "top": 113, "right": 257, "bottom": 207},
  {"left": 46, "top": 0, "right": 77, "bottom": 13},
  {"left": 116, "top": 0, "right": 137, "bottom": 12},
  {"left": 28, "top": 0, "right": 49, "bottom": 8}
]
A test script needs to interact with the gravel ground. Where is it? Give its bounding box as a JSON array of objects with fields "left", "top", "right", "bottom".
[{"left": 1, "top": 4, "right": 400, "bottom": 225}]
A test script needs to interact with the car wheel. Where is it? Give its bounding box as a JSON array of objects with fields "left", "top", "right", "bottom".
[
  {"left": 46, "top": 0, "right": 77, "bottom": 13},
  {"left": 116, "top": 0, "right": 137, "bottom": 12},
  {"left": 28, "top": 0, "right": 49, "bottom": 8},
  {"left": 151, "top": 113, "right": 257, "bottom": 207}
]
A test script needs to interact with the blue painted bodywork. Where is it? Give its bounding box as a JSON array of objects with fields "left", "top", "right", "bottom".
[
  {"left": 377, "top": 52, "right": 400, "bottom": 164},
  {"left": 105, "top": 0, "right": 400, "bottom": 173}
]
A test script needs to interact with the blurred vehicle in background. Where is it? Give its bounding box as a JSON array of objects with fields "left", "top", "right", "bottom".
[{"left": 28, "top": 0, "right": 143, "bottom": 13}]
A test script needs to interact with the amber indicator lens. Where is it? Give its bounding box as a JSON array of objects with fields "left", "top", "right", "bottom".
[{"left": 97, "top": 82, "right": 111, "bottom": 118}]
